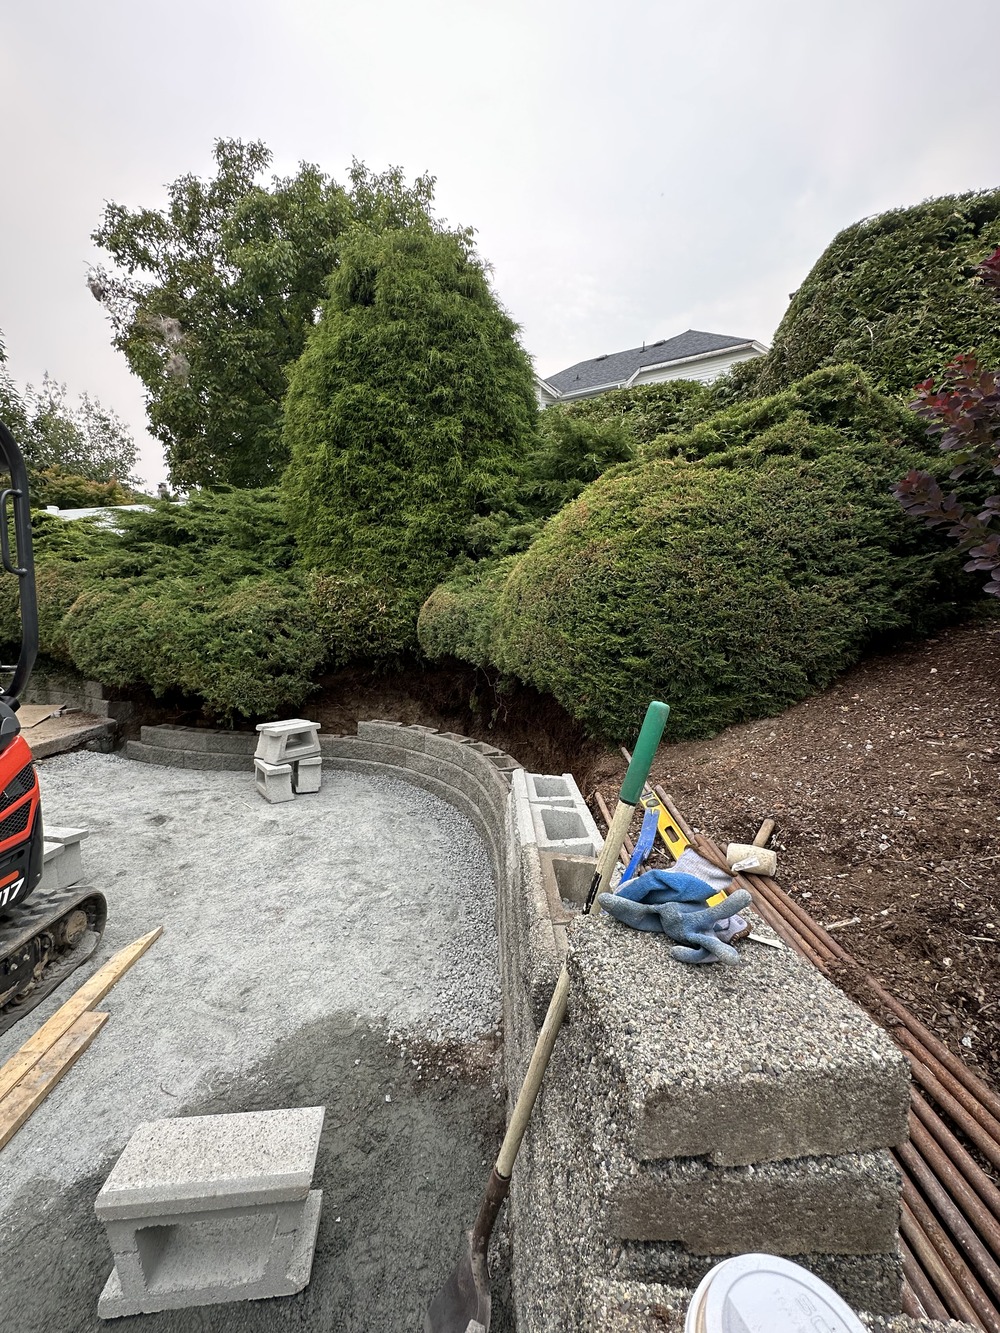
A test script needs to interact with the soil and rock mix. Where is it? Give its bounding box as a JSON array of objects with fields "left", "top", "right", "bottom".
[{"left": 591, "top": 615, "right": 1000, "bottom": 1094}]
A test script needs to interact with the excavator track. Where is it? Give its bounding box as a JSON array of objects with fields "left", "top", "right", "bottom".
[{"left": 0, "top": 885, "right": 108, "bottom": 1035}]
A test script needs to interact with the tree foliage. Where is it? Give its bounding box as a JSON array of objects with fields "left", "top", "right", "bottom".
[
  {"left": 90, "top": 139, "right": 436, "bottom": 488},
  {"left": 895, "top": 248, "right": 1000, "bottom": 598},
  {"left": 419, "top": 367, "right": 977, "bottom": 740},
  {"left": 733, "top": 189, "right": 1000, "bottom": 399},
  {"left": 282, "top": 220, "right": 537, "bottom": 656},
  {"left": 0, "top": 336, "right": 140, "bottom": 502}
]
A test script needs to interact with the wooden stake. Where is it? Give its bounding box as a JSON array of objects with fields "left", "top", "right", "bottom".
[{"left": 0, "top": 926, "right": 162, "bottom": 1102}]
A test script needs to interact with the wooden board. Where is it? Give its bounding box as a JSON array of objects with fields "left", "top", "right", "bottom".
[
  {"left": 0, "top": 926, "right": 162, "bottom": 1102},
  {"left": 0, "top": 1011, "right": 108, "bottom": 1150}
]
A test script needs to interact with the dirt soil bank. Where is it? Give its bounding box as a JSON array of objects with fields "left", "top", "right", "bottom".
[{"left": 590, "top": 616, "right": 1000, "bottom": 1092}]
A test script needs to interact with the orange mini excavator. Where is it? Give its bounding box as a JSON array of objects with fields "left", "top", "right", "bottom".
[{"left": 0, "top": 420, "right": 106, "bottom": 1034}]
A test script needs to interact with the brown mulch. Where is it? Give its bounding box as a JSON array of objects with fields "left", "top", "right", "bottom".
[{"left": 591, "top": 615, "right": 1000, "bottom": 1092}]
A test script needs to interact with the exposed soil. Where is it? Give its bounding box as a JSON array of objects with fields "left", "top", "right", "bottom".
[{"left": 590, "top": 615, "right": 1000, "bottom": 1093}]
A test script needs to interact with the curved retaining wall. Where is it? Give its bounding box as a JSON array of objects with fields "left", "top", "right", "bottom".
[{"left": 126, "top": 723, "right": 928, "bottom": 1333}]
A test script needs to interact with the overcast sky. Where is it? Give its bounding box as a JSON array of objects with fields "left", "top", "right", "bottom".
[{"left": 2, "top": 0, "right": 998, "bottom": 487}]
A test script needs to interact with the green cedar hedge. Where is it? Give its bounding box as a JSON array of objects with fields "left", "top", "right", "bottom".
[
  {"left": 281, "top": 222, "right": 537, "bottom": 655},
  {"left": 0, "top": 492, "right": 325, "bottom": 721},
  {"left": 420, "top": 367, "right": 976, "bottom": 740},
  {"left": 736, "top": 189, "right": 1000, "bottom": 399}
]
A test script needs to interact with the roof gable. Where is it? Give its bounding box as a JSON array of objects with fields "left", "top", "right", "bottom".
[{"left": 545, "top": 330, "right": 755, "bottom": 394}]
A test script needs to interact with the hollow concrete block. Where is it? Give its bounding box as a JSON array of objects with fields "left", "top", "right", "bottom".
[
  {"left": 95, "top": 1108, "right": 324, "bottom": 1318},
  {"left": 254, "top": 759, "right": 294, "bottom": 804},
  {"left": 254, "top": 719, "right": 321, "bottom": 765},
  {"left": 292, "top": 757, "right": 322, "bottom": 794}
]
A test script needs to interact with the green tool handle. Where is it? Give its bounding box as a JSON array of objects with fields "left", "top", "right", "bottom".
[
  {"left": 620, "top": 701, "right": 670, "bottom": 805},
  {"left": 586, "top": 700, "right": 670, "bottom": 913}
]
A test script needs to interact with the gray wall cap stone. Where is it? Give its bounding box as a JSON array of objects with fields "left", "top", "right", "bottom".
[
  {"left": 566, "top": 915, "right": 910, "bottom": 1166},
  {"left": 95, "top": 1107, "right": 325, "bottom": 1220}
]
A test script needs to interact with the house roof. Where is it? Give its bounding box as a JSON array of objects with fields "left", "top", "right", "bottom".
[{"left": 545, "top": 330, "right": 756, "bottom": 395}]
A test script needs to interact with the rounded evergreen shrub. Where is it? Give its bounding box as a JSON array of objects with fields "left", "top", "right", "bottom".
[
  {"left": 281, "top": 221, "right": 537, "bottom": 657},
  {"left": 417, "top": 558, "right": 515, "bottom": 668},
  {"left": 740, "top": 189, "right": 1000, "bottom": 399},
  {"left": 425, "top": 367, "right": 976, "bottom": 740}
]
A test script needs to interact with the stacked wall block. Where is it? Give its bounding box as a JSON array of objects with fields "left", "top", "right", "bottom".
[
  {"left": 95, "top": 1108, "right": 324, "bottom": 1318},
  {"left": 24, "top": 670, "right": 134, "bottom": 723},
  {"left": 40, "top": 825, "right": 88, "bottom": 893},
  {"left": 500, "top": 772, "right": 912, "bottom": 1331},
  {"left": 318, "top": 722, "right": 519, "bottom": 886}
]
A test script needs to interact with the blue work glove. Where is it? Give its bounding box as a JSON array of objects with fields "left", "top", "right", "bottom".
[
  {"left": 613, "top": 868, "right": 720, "bottom": 905},
  {"left": 598, "top": 887, "right": 753, "bottom": 965}
]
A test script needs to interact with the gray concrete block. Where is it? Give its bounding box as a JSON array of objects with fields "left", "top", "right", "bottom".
[
  {"left": 530, "top": 801, "right": 599, "bottom": 856},
  {"left": 612, "top": 1247, "right": 904, "bottom": 1318},
  {"left": 96, "top": 1107, "right": 325, "bottom": 1220},
  {"left": 254, "top": 759, "right": 293, "bottom": 803},
  {"left": 356, "top": 719, "right": 405, "bottom": 747},
  {"left": 97, "top": 1189, "right": 322, "bottom": 1317},
  {"left": 44, "top": 825, "right": 89, "bottom": 845},
  {"left": 41, "top": 839, "right": 83, "bottom": 891},
  {"left": 524, "top": 772, "right": 576, "bottom": 804},
  {"left": 422, "top": 730, "right": 473, "bottom": 765},
  {"left": 255, "top": 720, "right": 321, "bottom": 765},
  {"left": 609, "top": 1150, "right": 900, "bottom": 1253},
  {"left": 125, "top": 741, "right": 186, "bottom": 768},
  {"left": 566, "top": 914, "right": 910, "bottom": 1166},
  {"left": 140, "top": 725, "right": 200, "bottom": 750},
  {"left": 293, "top": 757, "right": 322, "bottom": 794}
]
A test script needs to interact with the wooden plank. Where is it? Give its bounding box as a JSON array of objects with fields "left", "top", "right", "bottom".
[
  {"left": 0, "top": 926, "right": 162, "bottom": 1102},
  {"left": 0, "top": 1011, "right": 108, "bottom": 1150}
]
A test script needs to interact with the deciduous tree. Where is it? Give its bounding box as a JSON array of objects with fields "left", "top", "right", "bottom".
[{"left": 90, "top": 139, "right": 435, "bottom": 488}]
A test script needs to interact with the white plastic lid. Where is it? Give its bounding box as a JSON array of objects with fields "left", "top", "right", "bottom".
[{"left": 684, "top": 1254, "right": 868, "bottom": 1333}]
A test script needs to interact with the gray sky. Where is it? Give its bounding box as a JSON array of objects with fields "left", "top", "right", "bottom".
[{"left": 2, "top": 0, "right": 998, "bottom": 487}]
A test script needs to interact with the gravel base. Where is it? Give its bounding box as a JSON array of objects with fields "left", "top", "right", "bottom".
[{"left": 0, "top": 750, "right": 500, "bottom": 1200}]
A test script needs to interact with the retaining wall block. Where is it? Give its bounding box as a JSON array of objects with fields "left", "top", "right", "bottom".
[
  {"left": 566, "top": 914, "right": 910, "bottom": 1168},
  {"left": 140, "top": 725, "right": 205, "bottom": 752},
  {"left": 609, "top": 1150, "right": 900, "bottom": 1254},
  {"left": 125, "top": 741, "right": 186, "bottom": 769}
]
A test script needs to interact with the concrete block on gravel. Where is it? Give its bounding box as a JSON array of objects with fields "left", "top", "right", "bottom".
[
  {"left": 609, "top": 1149, "right": 900, "bottom": 1253},
  {"left": 567, "top": 914, "right": 909, "bottom": 1166},
  {"left": 96, "top": 1108, "right": 325, "bottom": 1318},
  {"left": 254, "top": 758, "right": 294, "bottom": 803},
  {"left": 293, "top": 756, "right": 322, "bottom": 793}
]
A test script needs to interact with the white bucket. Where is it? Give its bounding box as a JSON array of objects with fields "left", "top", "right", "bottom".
[{"left": 684, "top": 1254, "right": 867, "bottom": 1333}]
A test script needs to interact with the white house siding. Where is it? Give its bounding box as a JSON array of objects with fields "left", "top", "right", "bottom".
[{"left": 631, "top": 346, "right": 763, "bottom": 387}]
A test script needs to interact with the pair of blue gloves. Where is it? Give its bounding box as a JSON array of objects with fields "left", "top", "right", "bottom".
[{"left": 598, "top": 867, "right": 752, "bottom": 965}]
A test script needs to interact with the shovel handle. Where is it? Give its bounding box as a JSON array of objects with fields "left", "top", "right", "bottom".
[{"left": 494, "top": 700, "right": 669, "bottom": 1179}]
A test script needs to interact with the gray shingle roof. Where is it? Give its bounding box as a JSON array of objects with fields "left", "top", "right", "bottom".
[{"left": 545, "top": 330, "right": 754, "bottom": 395}]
